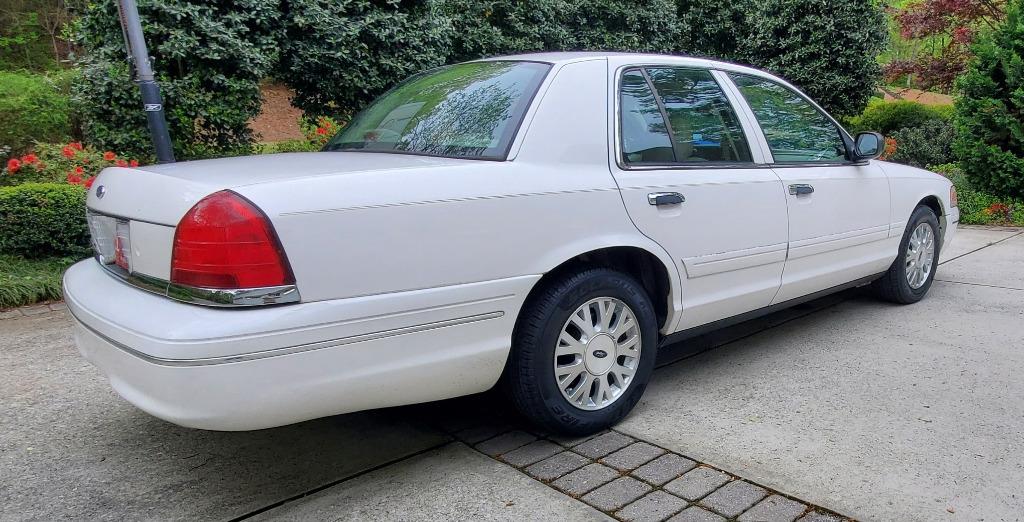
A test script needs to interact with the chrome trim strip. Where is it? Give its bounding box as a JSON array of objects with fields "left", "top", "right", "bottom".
[
  {"left": 71, "top": 309, "right": 505, "bottom": 367},
  {"left": 96, "top": 262, "right": 301, "bottom": 307}
]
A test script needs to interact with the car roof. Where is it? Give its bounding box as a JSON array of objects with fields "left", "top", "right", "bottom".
[{"left": 475, "top": 51, "right": 771, "bottom": 78}]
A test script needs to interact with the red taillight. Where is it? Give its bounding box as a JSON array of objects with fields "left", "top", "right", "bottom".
[{"left": 171, "top": 190, "right": 294, "bottom": 289}]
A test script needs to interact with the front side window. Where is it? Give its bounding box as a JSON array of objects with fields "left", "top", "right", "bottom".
[
  {"left": 326, "top": 61, "right": 550, "bottom": 160},
  {"left": 730, "top": 74, "right": 848, "bottom": 163}
]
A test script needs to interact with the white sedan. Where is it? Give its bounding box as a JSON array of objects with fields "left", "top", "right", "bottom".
[{"left": 66, "top": 52, "right": 958, "bottom": 434}]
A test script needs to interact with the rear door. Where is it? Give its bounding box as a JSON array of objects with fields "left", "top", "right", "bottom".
[
  {"left": 609, "top": 61, "right": 789, "bottom": 331},
  {"left": 726, "top": 74, "right": 892, "bottom": 303}
]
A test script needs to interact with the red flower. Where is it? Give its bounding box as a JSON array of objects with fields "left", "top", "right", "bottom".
[
  {"left": 22, "top": 153, "right": 37, "bottom": 164},
  {"left": 103, "top": 151, "right": 117, "bottom": 161},
  {"left": 66, "top": 173, "right": 83, "bottom": 185},
  {"left": 6, "top": 158, "right": 21, "bottom": 173},
  {"left": 129, "top": 159, "right": 139, "bottom": 168},
  {"left": 70, "top": 142, "right": 84, "bottom": 151},
  {"left": 316, "top": 127, "right": 328, "bottom": 135},
  {"left": 84, "top": 176, "right": 95, "bottom": 189},
  {"left": 74, "top": 166, "right": 85, "bottom": 175},
  {"left": 62, "top": 146, "right": 76, "bottom": 158},
  {"left": 116, "top": 159, "right": 128, "bottom": 167}
]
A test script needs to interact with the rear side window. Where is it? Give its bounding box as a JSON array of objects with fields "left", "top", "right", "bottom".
[
  {"left": 729, "top": 74, "right": 847, "bottom": 163},
  {"left": 619, "top": 69, "right": 675, "bottom": 164},
  {"left": 327, "top": 61, "right": 550, "bottom": 160},
  {"left": 619, "top": 67, "right": 752, "bottom": 166}
]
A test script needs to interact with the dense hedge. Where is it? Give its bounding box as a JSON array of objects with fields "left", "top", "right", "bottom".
[
  {"left": 0, "top": 71, "right": 74, "bottom": 156},
  {"left": 955, "top": 0, "right": 1024, "bottom": 200},
  {"left": 0, "top": 183, "right": 90, "bottom": 258},
  {"left": 74, "top": 0, "right": 283, "bottom": 159},
  {"left": 738, "top": 0, "right": 888, "bottom": 117},
  {"left": 278, "top": 0, "right": 452, "bottom": 118},
  {"left": 845, "top": 99, "right": 953, "bottom": 136}
]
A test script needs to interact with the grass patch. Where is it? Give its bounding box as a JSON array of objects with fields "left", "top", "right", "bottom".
[{"left": 0, "top": 254, "right": 81, "bottom": 309}]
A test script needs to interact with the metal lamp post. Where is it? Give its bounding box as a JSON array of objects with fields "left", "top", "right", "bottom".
[{"left": 117, "top": 0, "right": 175, "bottom": 163}]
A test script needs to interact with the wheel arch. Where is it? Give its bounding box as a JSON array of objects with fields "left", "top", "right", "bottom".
[{"left": 519, "top": 244, "right": 682, "bottom": 335}]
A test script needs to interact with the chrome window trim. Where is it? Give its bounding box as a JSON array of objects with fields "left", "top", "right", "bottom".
[{"left": 70, "top": 307, "right": 503, "bottom": 367}]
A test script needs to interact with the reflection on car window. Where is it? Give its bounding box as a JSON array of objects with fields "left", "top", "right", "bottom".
[
  {"left": 645, "top": 68, "right": 752, "bottom": 163},
  {"left": 730, "top": 74, "right": 847, "bottom": 163},
  {"left": 326, "top": 61, "right": 550, "bottom": 160},
  {"left": 620, "top": 69, "right": 674, "bottom": 164}
]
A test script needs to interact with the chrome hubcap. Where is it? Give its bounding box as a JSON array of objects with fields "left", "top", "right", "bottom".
[
  {"left": 553, "top": 297, "right": 641, "bottom": 411},
  {"left": 905, "top": 222, "right": 935, "bottom": 290}
]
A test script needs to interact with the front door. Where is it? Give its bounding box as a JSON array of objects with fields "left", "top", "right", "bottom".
[
  {"left": 727, "top": 74, "right": 892, "bottom": 304},
  {"left": 610, "top": 63, "right": 790, "bottom": 331}
]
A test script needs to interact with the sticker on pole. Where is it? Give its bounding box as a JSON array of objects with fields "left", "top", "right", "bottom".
[{"left": 144, "top": 103, "right": 162, "bottom": 112}]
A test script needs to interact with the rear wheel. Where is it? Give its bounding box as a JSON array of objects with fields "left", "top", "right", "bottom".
[
  {"left": 505, "top": 268, "right": 658, "bottom": 435},
  {"left": 872, "top": 205, "right": 940, "bottom": 304}
]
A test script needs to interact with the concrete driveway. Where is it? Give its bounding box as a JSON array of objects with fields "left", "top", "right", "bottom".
[{"left": 1, "top": 226, "right": 1021, "bottom": 521}]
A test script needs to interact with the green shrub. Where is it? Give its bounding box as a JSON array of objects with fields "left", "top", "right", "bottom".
[
  {"left": 0, "top": 183, "right": 89, "bottom": 258},
  {"left": 933, "top": 163, "right": 1024, "bottom": 225},
  {"left": 737, "top": 0, "right": 888, "bottom": 117},
  {"left": 954, "top": 0, "right": 1024, "bottom": 200},
  {"left": 889, "top": 119, "right": 957, "bottom": 169},
  {"left": 2, "top": 142, "right": 143, "bottom": 187},
  {"left": 279, "top": 0, "right": 453, "bottom": 118},
  {"left": 73, "top": 0, "right": 282, "bottom": 160},
  {"left": 845, "top": 99, "right": 953, "bottom": 136},
  {"left": 0, "top": 254, "right": 77, "bottom": 309},
  {"left": 446, "top": 0, "right": 680, "bottom": 62},
  {"left": 677, "top": 0, "right": 747, "bottom": 61},
  {"left": 0, "top": 70, "right": 74, "bottom": 155}
]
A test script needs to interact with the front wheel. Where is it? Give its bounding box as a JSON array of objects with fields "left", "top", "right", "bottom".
[
  {"left": 872, "top": 205, "right": 941, "bottom": 304},
  {"left": 505, "top": 268, "right": 658, "bottom": 436}
]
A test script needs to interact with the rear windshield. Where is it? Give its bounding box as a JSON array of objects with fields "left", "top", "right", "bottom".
[{"left": 325, "top": 61, "right": 551, "bottom": 160}]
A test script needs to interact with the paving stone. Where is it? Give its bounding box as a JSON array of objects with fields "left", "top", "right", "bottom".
[
  {"left": 20, "top": 305, "right": 50, "bottom": 316},
  {"left": 548, "top": 430, "right": 606, "bottom": 448},
  {"left": 664, "top": 467, "right": 731, "bottom": 501},
  {"left": 601, "top": 442, "right": 666, "bottom": 471},
  {"left": 47, "top": 302, "right": 67, "bottom": 311},
  {"left": 669, "top": 506, "right": 727, "bottom": 522},
  {"left": 739, "top": 494, "right": 808, "bottom": 522},
  {"left": 474, "top": 430, "right": 536, "bottom": 456},
  {"left": 632, "top": 454, "right": 698, "bottom": 486},
  {"left": 573, "top": 431, "right": 635, "bottom": 458},
  {"left": 699, "top": 480, "right": 768, "bottom": 518},
  {"left": 525, "top": 451, "right": 590, "bottom": 481},
  {"left": 582, "top": 476, "right": 652, "bottom": 512},
  {"left": 615, "top": 490, "right": 688, "bottom": 522},
  {"left": 797, "top": 511, "right": 844, "bottom": 522},
  {"left": 500, "top": 440, "right": 563, "bottom": 467},
  {"left": 455, "top": 424, "right": 512, "bottom": 444},
  {"left": 551, "top": 462, "right": 620, "bottom": 496}
]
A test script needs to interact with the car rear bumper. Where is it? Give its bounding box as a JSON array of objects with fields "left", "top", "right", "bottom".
[{"left": 64, "top": 260, "right": 533, "bottom": 430}]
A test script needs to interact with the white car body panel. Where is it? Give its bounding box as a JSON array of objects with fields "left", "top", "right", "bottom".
[{"left": 65, "top": 52, "right": 958, "bottom": 430}]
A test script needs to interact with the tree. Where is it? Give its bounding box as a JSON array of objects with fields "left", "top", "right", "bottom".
[
  {"left": 885, "top": 0, "right": 1006, "bottom": 92},
  {"left": 739, "top": 0, "right": 889, "bottom": 116},
  {"left": 442, "top": 0, "right": 680, "bottom": 64},
  {"left": 954, "top": 0, "right": 1024, "bottom": 199},
  {"left": 278, "top": 0, "right": 453, "bottom": 119},
  {"left": 73, "top": 0, "right": 282, "bottom": 159}
]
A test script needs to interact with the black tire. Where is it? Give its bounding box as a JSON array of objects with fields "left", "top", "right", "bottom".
[
  {"left": 505, "top": 268, "right": 658, "bottom": 436},
  {"left": 872, "top": 205, "right": 941, "bottom": 304}
]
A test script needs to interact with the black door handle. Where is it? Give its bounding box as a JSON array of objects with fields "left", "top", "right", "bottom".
[
  {"left": 648, "top": 192, "right": 685, "bottom": 206},
  {"left": 789, "top": 184, "right": 814, "bottom": 196}
]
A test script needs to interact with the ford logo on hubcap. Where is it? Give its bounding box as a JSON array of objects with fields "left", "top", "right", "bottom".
[{"left": 592, "top": 349, "right": 608, "bottom": 359}]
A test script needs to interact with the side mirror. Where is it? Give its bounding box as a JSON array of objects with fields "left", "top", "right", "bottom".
[{"left": 853, "top": 132, "right": 884, "bottom": 161}]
